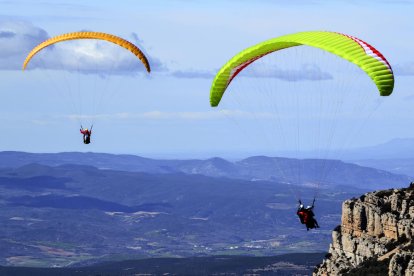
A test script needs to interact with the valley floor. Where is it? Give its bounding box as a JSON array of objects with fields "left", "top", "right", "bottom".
[{"left": 0, "top": 253, "right": 326, "bottom": 276}]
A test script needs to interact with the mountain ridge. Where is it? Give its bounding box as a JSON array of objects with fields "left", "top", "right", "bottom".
[{"left": 0, "top": 151, "right": 409, "bottom": 190}]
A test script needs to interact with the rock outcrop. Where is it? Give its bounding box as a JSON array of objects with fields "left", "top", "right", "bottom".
[{"left": 314, "top": 183, "right": 414, "bottom": 275}]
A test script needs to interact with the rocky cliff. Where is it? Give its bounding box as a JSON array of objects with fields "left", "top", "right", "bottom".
[{"left": 314, "top": 183, "right": 414, "bottom": 275}]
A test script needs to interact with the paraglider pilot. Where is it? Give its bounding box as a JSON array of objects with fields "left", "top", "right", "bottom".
[
  {"left": 297, "top": 199, "right": 320, "bottom": 231},
  {"left": 80, "top": 126, "right": 92, "bottom": 144}
]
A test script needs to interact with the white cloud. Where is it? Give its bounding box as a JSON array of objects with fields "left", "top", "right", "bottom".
[
  {"left": 0, "top": 20, "right": 164, "bottom": 74},
  {"left": 168, "top": 64, "right": 332, "bottom": 81},
  {"left": 242, "top": 63, "right": 333, "bottom": 81},
  {"left": 65, "top": 109, "right": 276, "bottom": 121},
  {"left": 0, "top": 20, "right": 48, "bottom": 69},
  {"left": 170, "top": 69, "right": 215, "bottom": 79}
]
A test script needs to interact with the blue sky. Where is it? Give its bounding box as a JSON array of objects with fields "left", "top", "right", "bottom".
[{"left": 1, "top": 0, "right": 414, "bottom": 158}]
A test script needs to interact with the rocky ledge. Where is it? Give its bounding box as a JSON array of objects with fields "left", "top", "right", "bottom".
[{"left": 314, "top": 182, "right": 414, "bottom": 275}]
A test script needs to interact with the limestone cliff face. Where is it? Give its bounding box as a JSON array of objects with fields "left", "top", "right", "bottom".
[{"left": 314, "top": 183, "right": 414, "bottom": 275}]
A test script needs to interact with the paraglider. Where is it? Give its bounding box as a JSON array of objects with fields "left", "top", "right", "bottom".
[
  {"left": 80, "top": 126, "right": 92, "bottom": 144},
  {"left": 297, "top": 199, "right": 320, "bottom": 231},
  {"left": 22, "top": 31, "right": 151, "bottom": 144},
  {"left": 209, "top": 31, "right": 395, "bottom": 230}
]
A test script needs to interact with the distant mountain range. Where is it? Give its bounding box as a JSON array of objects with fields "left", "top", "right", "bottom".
[
  {"left": 0, "top": 151, "right": 409, "bottom": 190},
  {"left": 352, "top": 158, "right": 414, "bottom": 178},
  {"left": 197, "top": 137, "right": 414, "bottom": 161},
  {"left": 343, "top": 138, "right": 414, "bottom": 160},
  {"left": 344, "top": 138, "right": 414, "bottom": 177}
]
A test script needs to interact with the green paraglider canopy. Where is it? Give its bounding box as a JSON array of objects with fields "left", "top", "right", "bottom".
[{"left": 210, "top": 31, "right": 394, "bottom": 107}]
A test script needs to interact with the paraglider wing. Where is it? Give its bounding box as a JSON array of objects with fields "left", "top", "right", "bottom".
[
  {"left": 210, "top": 31, "right": 394, "bottom": 107},
  {"left": 22, "top": 31, "right": 151, "bottom": 73}
]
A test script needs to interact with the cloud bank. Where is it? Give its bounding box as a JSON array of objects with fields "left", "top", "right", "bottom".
[
  {"left": 170, "top": 64, "right": 333, "bottom": 81},
  {"left": 0, "top": 20, "right": 332, "bottom": 82},
  {"left": 0, "top": 21, "right": 48, "bottom": 70},
  {"left": 242, "top": 63, "right": 333, "bottom": 81},
  {"left": 0, "top": 20, "right": 163, "bottom": 75},
  {"left": 170, "top": 69, "right": 215, "bottom": 79},
  {"left": 66, "top": 109, "right": 275, "bottom": 121}
]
